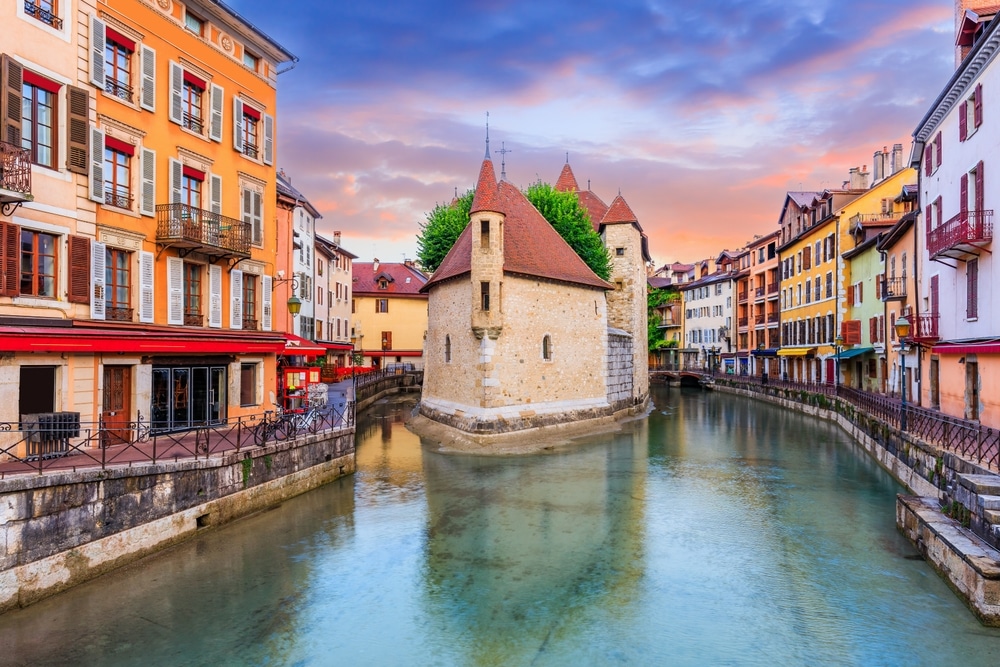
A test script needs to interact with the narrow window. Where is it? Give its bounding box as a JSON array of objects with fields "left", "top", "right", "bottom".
[
  {"left": 542, "top": 335, "right": 552, "bottom": 361},
  {"left": 241, "top": 106, "right": 260, "bottom": 158},
  {"left": 480, "top": 220, "right": 489, "bottom": 249},
  {"left": 240, "top": 363, "right": 257, "bottom": 406},
  {"left": 375, "top": 298, "right": 388, "bottom": 313},
  {"left": 105, "top": 247, "right": 132, "bottom": 320},
  {"left": 243, "top": 50, "right": 259, "bottom": 71},
  {"left": 22, "top": 76, "right": 59, "bottom": 169},
  {"left": 616, "top": 247, "right": 625, "bottom": 256},
  {"left": 182, "top": 76, "right": 204, "bottom": 133},
  {"left": 183, "top": 262, "right": 202, "bottom": 325},
  {"left": 445, "top": 335, "right": 452, "bottom": 363},
  {"left": 104, "top": 35, "right": 134, "bottom": 101},
  {"left": 481, "top": 281, "right": 490, "bottom": 311},
  {"left": 243, "top": 274, "right": 258, "bottom": 330},
  {"left": 104, "top": 141, "right": 132, "bottom": 209},
  {"left": 185, "top": 11, "right": 205, "bottom": 36}
]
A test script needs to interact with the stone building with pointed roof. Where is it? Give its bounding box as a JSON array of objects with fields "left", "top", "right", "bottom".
[{"left": 418, "top": 155, "right": 649, "bottom": 439}]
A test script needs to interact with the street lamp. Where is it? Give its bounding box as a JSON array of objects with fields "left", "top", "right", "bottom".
[
  {"left": 894, "top": 315, "right": 911, "bottom": 431},
  {"left": 834, "top": 334, "right": 843, "bottom": 392}
]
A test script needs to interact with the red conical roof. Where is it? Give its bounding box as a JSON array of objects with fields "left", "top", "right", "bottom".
[
  {"left": 555, "top": 163, "right": 579, "bottom": 192},
  {"left": 601, "top": 194, "right": 639, "bottom": 225},
  {"left": 470, "top": 158, "right": 500, "bottom": 214}
]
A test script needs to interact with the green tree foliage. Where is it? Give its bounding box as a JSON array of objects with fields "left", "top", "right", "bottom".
[
  {"left": 647, "top": 286, "right": 679, "bottom": 351},
  {"left": 416, "top": 183, "right": 611, "bottom": 280},
  {"left": 416, "top": 190, "right": 474, "bottom": 273}
]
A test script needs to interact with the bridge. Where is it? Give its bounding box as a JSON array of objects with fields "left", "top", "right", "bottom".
[{"left": 649, "top": 366, "right": 714, "bottom": 388}]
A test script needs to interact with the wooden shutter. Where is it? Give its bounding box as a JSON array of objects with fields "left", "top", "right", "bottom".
[
  {"left": 89, "top": 14, "right": 106, "bottom": 88},
  {"left": 846, "top": 284, "right": 854, "bottom": 306},
  {"left": 0, "top": 221, "right": 19, "bottom": 297},
  {"left": 975, "top": 161, "right": 984, "bottom": 215},
  {"left": 936, "top": 198, "right": 943, "bottom": 229},
  {"left": 875, "top": 276, "right": 881, "bottom": 299},
  {"left": 140, "top": 147, "right": 156, "bottom": 216},
  {"left": 252, "top": 190, "right": 262, "bottom": 245},
  {"left": 67, "top": 235, "right": 91, "bottom": 304},
  {"left": 139, "top": 250, "right": 154, "bottom": 322},
  {"left": 842, "top": 320, "right": 862, "bottom": 345},
  {"left": 968, "top": 258, "right": 979, "bottom": 319},
  {"left": 66, "top": 86, "right": 90, "bottom": 175},
  {"left": 925, "top": 204, "right": 932, "bottom": 232},
  {"left": 90, "top": 240, "right": 106, "bottom": 319},
  {"left": 960, "top": 173, "right": 969, "bottom": 215},
  {"left": 210, "top": 173, "right": 222, "bottom": 214},
  {"left": 858, "top": 281, "right": 863, "bottom": 303},
  {"left": 232, "top": 95, "right": 243, "bottom": 152},
  {"left": 261, "top": 274, "right": 272, "bottom": 331},
  {"left": 140, "top": 45, "right": 156, "bottom": 112},
  {"left": 935, "top": 132, "right": 942, "bottom": 166},
  {"left": 959, "top": 100, "right": 968, "bottom": 141},
  {"left": 209, "top": 83, "right": 223, "bottom": 142},
  {"left": 869, "top": 317, "right": 877, "bottom": 344},
  {"left": 1, "top": 54, "right": 24, "bottom": 146},
  {"left": 168, "top": 61, "right": 183, "bottom": 125},
  {"left": 208, "top": 264, "right": 222, "bottom": 328},
  {"left": 89, "top": 127, "right": 105, "bottom": 202},
  {"left": 167, "top": 256, "right": 183, "bottom": 325},
  {"left": 924, "top": 144, "right": 932, "bottom": 176},
  {"left": 169, "top": 158, "right": 182, "bottom": 204},
  {"left": 230, "top": 269, "right": 243, "bottom": 329},
  {"left": 263, "top": 113, "right": 274, "bottom": 165},
  {"left": 974, "top": 83, "right": 983, "bottom": 128},
  {"left": 930, "top": 274, "right": 939, "bottom": 317},
  {"left": 802, "top": 246, "right": 811, "bottom": 270}
]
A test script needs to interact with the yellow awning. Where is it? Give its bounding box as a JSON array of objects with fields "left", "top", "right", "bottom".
[{"left": 776, "top": 347, "right": 816, "bottom": 357}]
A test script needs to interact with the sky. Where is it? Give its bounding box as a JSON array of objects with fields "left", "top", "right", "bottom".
[{"left": 229, "top": 0, "right": 956, "bottom": 267}]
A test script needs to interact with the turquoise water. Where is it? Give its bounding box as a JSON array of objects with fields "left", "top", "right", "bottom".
[{"left": 2, "top": 387, "right": 999, "bottom": 666}]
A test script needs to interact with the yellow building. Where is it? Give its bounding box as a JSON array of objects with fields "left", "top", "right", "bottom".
[{"left": 351, "top": 261, "right": 428, "bottom": 368}]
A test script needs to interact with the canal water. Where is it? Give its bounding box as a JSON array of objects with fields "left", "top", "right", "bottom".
[{"left": 2, "top": 386, "right": 999, "bottom": 666}]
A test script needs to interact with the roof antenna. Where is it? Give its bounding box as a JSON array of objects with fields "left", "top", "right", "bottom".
[
  {"left": 498, "top": 142, "right": 512, "bottom": 181},
  {"left": 484, "top": 111, "right": 491, "bottom": 159},
  {"left": 565, "top": 151, "right": 569, "bottom": 164},
  {"left": 588, "top": 179, "right": 591, "bottom": 190}
]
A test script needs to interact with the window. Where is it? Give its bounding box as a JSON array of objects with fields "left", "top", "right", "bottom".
[
  {"left": 104, "top": 33, "right": 134, "bottom": 101},
  {"left": 375, "top": 298, "right": 388, "bottom": 313},
  {"left": 378, "top": 278, "right": 388, "bottom": 290},
  {"left": 542, "top": 335, "right": 552, "bottom": 361},
  {"left": 480, "top": 220, "right": 490, "bottom": 248},
  {"left": 104, "top": 139, "right": 133, "bottom": 209},
  {"left": 805, "top": 278, "right": 811, "bottom": 304},
  {"left": 25, "top": 0, "right": 63, "bottom": 29},
  {"left": 241, "top": 106, "right": 260, "bottom": 158},
  {"left": 20, "top": 230, "right": 57, "bottom": 297},
  {"left": 381, "top": 331, "right": 392, "bottom": 350},
  {"left": 105, "top": 247, "right": 131, "bottom": 320},
  {"left": 22, "top": 75, "right": 58, "bottom": 169},
  {"left": 814, "top": 279, "right": 820, "bottom": 303},
  {"left": 445, "top": 335, "right": 451, "bottom": 363},
  {"left": 183, "top": 262, "right": 202, "bottom": 325},
  {"left": 616, "top": 247, "right": 625, "bottom": 256},
  {"left": 243, "top": 50, "right": 259, "bottom": 71},
  {"left": 240, "top": 363, "right": 257, "bottom": 407},
  {"left": 182, "top": 169, "right": 203, "bottom": 209},
  {"left": 825, "top": 272, "right": 833, "bottom": 299},
  {"left": 182, "top": 76, "right": 204, "bottom": 133},
  {"left": 481, "top": 281, "right": 490, "bottom": 310},
  {"left": 967, "top": 258, "right": 979, "bottom": 320},
  {"left": 185, "top": 11, "right": 205, "bottom": 36},
  {"left": 243, "top": 274, "right": 258, "bottom": 329}
]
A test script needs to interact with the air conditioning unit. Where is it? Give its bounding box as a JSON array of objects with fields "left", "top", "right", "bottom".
[{"left": 20, "top": 412, "right": 81, "bottom": 459}]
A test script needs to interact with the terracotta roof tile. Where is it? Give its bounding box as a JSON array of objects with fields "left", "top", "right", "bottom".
[
  {"left": 470, "top": 158, "right": 500, "bottom": 214},
  {"left": 353, "top": 262, "right": 428, "bottom": 295},
  {"left": 555, "top": 163, "right": 579, "bottom": 192},
  {"left": 577, "top": 190, "right": 609, "bottom": 231},
  {"left": 601, "top": 194, "right": 638, "bottom": 225}
]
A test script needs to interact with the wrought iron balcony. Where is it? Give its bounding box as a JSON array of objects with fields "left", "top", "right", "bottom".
[
  {"left": 104, "top": 78, "right": 134, "bottom": 103},
  {"left": 24, "top": 1, "right": 62, "bottom": 29},
  {"left": 243, "top": 142, "right": 259, "bottom": 159},
  {"left": 737, "top": 290, "right": 748, "bottom": 302},
  {"left": 184, "top": 313, "right": 202, "bottom": 327},
  {"left": 155, "top": 203, "right": 251, "bottom": 262},
  {"left": 242, "top": 317, "right": 259, "bottom": 331},
  {"left": 768, "top": 282, "right": 779, "bottom": 295},
  {"left": 738, "top": 317, "right": 748, "bottom": 328},
  {"left": 880, "top": 276, "right": 906, "bottom": 301},
  {"left": 754, "top": 286, "right": 765, "bottom": 299},
  {"left": 0, "top": 141, "right": 32, "bottom": 215},
  {"left": 754, "top": 313, "right": 765, "bottom": 325},
  {"left": 104, "top": 188, "right": 133, "bottom": 210},
  {"left": 927, "top": 210, "right": 993, "bottom": 261},
  {"left": 107, "top": 307, "right": 134, "bottom": 322},
  {"left": 183, "top": 112, "right": 203, "bottom": 134},
  {"left": 767, "top": 312, "right": 780, "bottom": 324}
]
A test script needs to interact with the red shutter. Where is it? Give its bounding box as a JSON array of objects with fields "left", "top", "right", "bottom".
[
  {"left": 974, "top": 83, "right": 983, "bottom": 128},
  {"left": 924, "top": 144, "right": 932, "bottom": 176},
  {"left": 925, "top": 204, "right": 932, "bottom": 232},
  {"left": 975, "top": 161, "right": 984, "bottom": 215},
  {"left": 0, "top": 221, "right": 19, "bottom": 297},
  {"left": 843, "top": 320, "right": 862, "bottom": 345},
  {"left": 960, "top": 100, "right": 968, "bottom": 141},
  {"left": 846, "top": 285, "right": 854, "bottom": 306},
  {"left": 968, "top": 259, "right": 979, "bottom": 319},
  {"left": 936, "top": 198, "right": 943, "bottom": 229},
  {"left": 960, "top": 173, "right": 969, "bottom": 215},
  {"left": 67, "top": 235, "right": 91, "bottom": 304},
  {"left": 869, "top": 317, "right": 877, "bottom": 343},
  {"left": 876, "top": 276, "right": 882, "bottom": 299},
  {"left": 935, "top": 132, "right": 942, "bottom": 165},
  {"left": 859, "top": 281, "right": 863, "bottom": 303}
]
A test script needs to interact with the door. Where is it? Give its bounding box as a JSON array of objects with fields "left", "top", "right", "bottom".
[
  {"left": 824, "top": 358, "right": 834, "bottom": 385},
  {"left": 930, "top": 357, "right": 940, "bottom": 409},
  {"left": 102, "top": 366, "right": 131, "bottom": 446}
]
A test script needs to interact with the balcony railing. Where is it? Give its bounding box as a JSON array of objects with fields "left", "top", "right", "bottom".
[
  {"left": 104, "top": 188, "right": 133, "bottom": 210},
  {"left": 24, "top": 1, "right": 62, "bottom": 29},
  {"left": 104, "top": 78, "right": 134, "bottom": 103},
  {"left": 0, "top": 141, "right": 32, "bottom": 211},
  {"left": 850, "top": 211, "right": 900, "bottom": 226},
  {"left": 767, "top": 312, "right": 779, "bottom": 323},
  {"left": 913, "top": 313, "right": 939, "bottom": 341},
  {"left": 754, "top": 286, "right": 765, "bottom": 299},
  {"left": 183, "top": 112, "right": 203, "bottom": 134},
  {"left": 767, "top": 282, "right": 779, "bottom": 295},
  {"left": 184, "top": 313, "right": 202, "bottom": 327},
  {"left": 737, "top": 291, "right": 748, "bottom": 302},
  {"left": 754, "top": 313, "right": 765, "bottom": 325},
  {"left": 107, "top": 307, "right": 133, "bottom": 322},
  {"left": 243, "top": 142, "right": 259, "bottom": 159},
  {"left": 156, "top": 203, "right": 251, "bottom": 258},
  {"left": 243, "top": 317, "right": 259, "bottom": 331},
  {"left": 738, "top": 317, "right": 748, "bottom": 328},
  {"left": 880, "top": 276, "right": 906, "bottom": 301},
  {"left": 927, "top": 210, "right": 993, "bottom": 260}
]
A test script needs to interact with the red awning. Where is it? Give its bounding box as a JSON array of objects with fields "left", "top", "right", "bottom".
[
  {"left": 932, "top": 341, "right": 1000, "bottom": 355},
  {"left": 282, "top": 334, "right": 328, "bottom": 357},
  {"left": 0, "top": 325, "right": 285, "bottom": 354},
  {"left": 318, "top": 341, "right": 353, "bottom": 351}
]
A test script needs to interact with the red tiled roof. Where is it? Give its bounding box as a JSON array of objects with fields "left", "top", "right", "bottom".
[
  {"left": 577, "top": 190, "right": 609, "bottom": 231},
  {"left": 470, "top": 158, "right": 500, "bottom": 214},
  {"left": 423, "top": 180, "right": 611, "bottom": 292},
  {"left": 601, "top": 194, "right": 638, "bottom": 225},
  {"left": 353, "top": 262, "right": 428, "bottom": 296},
  {"left": 555, "top": 163, "right": 579, "bottom": 192}
]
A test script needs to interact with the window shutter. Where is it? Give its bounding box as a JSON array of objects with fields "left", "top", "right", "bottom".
[
  {"left": 869, "top": 317, "right": 876, "bottom": 344},
  {"left": 67, "top": 235, "right": 91, "bottom": 305},
  {"left": 230, "top": 269, "right": 243, "bottom": 329},
  {"left": 169, "top": 61, "right": 183, "bottom": 125},
  {"left": 846, "top": 284, "right": 854, "bottom": 306},
  {"left": 858, "top": 281, "right": 863, "bottom": 303},
  {"left": 209, "top": 83, "right": 223, "bottom": 142},
  {"left": 843, "top": 320, "right": 862, "bottom": 346},
  {"left": 167, "top": 256, "right": 183, "bottom": 325},
  {"left": 959, "top": 100, "right": 968, "bottom": 141},
  {"left": 0, "top": 221, "right": 18, "bottom": 296},
  {"left": 210, "top": 173, "right": 222, "bottom": 214},
  {"left": 139, "top": 250, "right": 154, "bottom": 323},
  {"left": 89, "top": 14, "right": 106, "bottom": 88},
  {"left": 925, "top": 204, "right": 932, "bottom": 231},
  {"left": 803, "top": 246, "right": 811, "bottom": 270},
  {"left": 232, "top": 95, "right": 243, "bottom": 152},
  {"left": 89, "top": 127, "right": 105, "bottom": 202},
  {"left": 140, "top": 147, "right": 156, "bottom": 216},
  {"left": 90, "top": 240, "right": 106, "bottom": 319},
  {"left": 65, "top": 86, "right": 90, "bottom": 175},
  {"left": 1, "top": 55, "right": 23, "bottom": 146},
  {"left": 924, "top": 144, "right": 932, "bottom": 176},
  {"left": 208, "top": 264, "right": 222, "bottom": 328},
  {"left": 252, "top": 190, "right": 262, "bottom": 245},
  {"left": 263, "top": 113, "right": 274, "bottom": 165},
  {"left": 169, "top": 157, "right": 182, "bottom": 204},
  {"left": 968, "top": 258, "right": 979, "bottom": 319},
  {"left": 875, "top": 276, "right": 881, "bottom": 299},
  {"left": 936, "top": 198, "right": 943, "bottom": 228},
  {"left": 934, "top": 132, "right": 941, "bottom": 166},
  {"left": 960, "top": 173, "right": 969, "bottom": 215},
  {"left": 261, "top": 275, "right": 272, "bottom": 331},
  {"left": 975, "top": 161, "right": 984, "bottom": 214},
  {"left": 140, "top": 45, "right": 156, "bottom": 111},
  {"left": 975, "top": 83, "right": 983, "bottom": 128}
]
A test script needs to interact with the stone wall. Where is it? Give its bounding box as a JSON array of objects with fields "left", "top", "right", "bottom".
[
  {"left": 603, "top": 222, "right": 649, "bottom": 405},
  {"left": 0, "top": 430, "right": 354, "bottom": 613},
  {"left": 606, "top": 329, "right": 634, "bottom": 411}
]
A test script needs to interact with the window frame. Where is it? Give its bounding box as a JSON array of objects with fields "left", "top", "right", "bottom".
[
  {"left": 103, "top": 144, "right": 132, "bottom": 209},
  {"left": 182, "top": 80, "right": 204, "bottom": 134},
  {"left": 183, "top": 262, "right": 202, "bottom": 323},
  {"left": 21, "top": 79, "right": 59, "bottom": 170},
  {"left": 184, "top": 11, "right": 205, "bottom": 36},
  {"left": 19, "top": 229, "right": 58, "bottom": 298},
  {"left": 105, "top": 246, "right": 132, "bottom": 319},
  {"left": 104, "top": 37, "right": 133, "bottom": 102}
]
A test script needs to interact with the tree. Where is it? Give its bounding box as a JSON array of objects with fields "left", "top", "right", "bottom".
[
  {"left": 416, "top": 190, "right": 473, "bottom": 274},
  {"left": 647, "top": 286, "right": 679, "bottom": 351}
]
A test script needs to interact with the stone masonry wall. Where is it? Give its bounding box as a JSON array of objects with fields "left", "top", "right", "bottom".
[
  {"left": 606, "top": 329, "right": 634, "bottom": 411},
  {"left": 603, "top": 223, "right": 649, "bottom": 404}
]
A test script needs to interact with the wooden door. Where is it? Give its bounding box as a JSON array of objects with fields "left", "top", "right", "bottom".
[{"left": 102, "top": 366, "right": 131, "bottom": 446}]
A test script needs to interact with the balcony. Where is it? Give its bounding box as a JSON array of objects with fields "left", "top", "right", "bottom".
[
  {"left": 183, "top": 112, "right": 203, "bottom": 134},
  {"left": 156, "top": 203, "right": 251, "bottom": 264},
  {"left": 243, "top": 317, "right": 259, "bottom": 331},
  {"left": 106, "top": 307, "right": 134, "bottom": 322},
  {"left": 0, "top": 141, "right": 32, "bottom": 215},
  {"left": 912, "top": 313, "right": 939, "bottom": 342},
  {"left": 767, "top": 312, "right": 780, "bottom": 324},
  {"left": 754, "top": 286, "right": 765, "bottom": 299},
  {"left": 880, "top": 276, "right": 906, "bottom": 301},
  {"left": 928, "top": 210, "right": 993, "bottom": 261},
  {"left": 754, "top": 313, "right": 765, "bottom": 326},
  {"left": 24, "top": 1, "right": 62, "bottom": 29},
  {"left": 737, "top": 290, "right": 748, "bottom": 303},
  {"left": 243, "top": 142, "right": 259, "bottom": 159},
  {"left": 738, "top": 317, "right": 748, "bottom": 328},
  {"left": 105, "top": 188, "right": 133, "bottom": 210},
  {"left": 767, "top": 282, "right": 779, "bottom": 295}
]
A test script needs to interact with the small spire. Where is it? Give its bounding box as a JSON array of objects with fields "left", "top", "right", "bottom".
[
  {"left": 588, "top": 179, "right": 591, "bottom": 190},
  {"left": 565, "top": 151, "right": 569, "bottom": 164},
  {"left": 498, "top": 142, "right": 512, "bottom": 181},
  {"left": 484, "top": 111, "right": 491, "bottom": 160},
  {"left": 454, "top": 186, "right": 458, "bottom": 199}
]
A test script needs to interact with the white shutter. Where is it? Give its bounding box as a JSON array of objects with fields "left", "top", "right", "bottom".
[
  {"left": 230, "top": 269, "right": 243, "bottom": 329},
  {"left": 262, "top": 113, "right": 274, "bottom": 165},
  {"left": 169, "top": 61, "right": 183, "bottom": 125},
  {"left": 209, "top": 83, "right": 224, "bottom": 142},
  {"left": 89, "top": 127, "right": 105, "bottom": 202},
  {"left": 140, "top": 147, "right": 156, "bottom": 217},
  {"left": 140, "top": 45, "right": 156, "bottom": 111},
  {"left": 252, "top": 190, "right": 262, "bottom": 245},
  {"left": 167, "top": 256, "right": 183, "bottom": 325},
  {"left": 261, "top": 275, "right": 272, "bottom": 331},
  {"left": 209, "top": 264, "right": 222, "bottom": 328},
  {"left": 90, "top": 15, "right": 106, "bottom": 88},
  {"left": 169, "top": 158, "right": 182, "bottom": 204},
  {"left": 233, "top": 95, "right": 243, "bottom": 152},
  {"left": 90, "top": 241, "right": 106, "bottom": 320},
  {"left": 210, "top": 173, "right": 222, "bottom": 214},
  {"left": 139, "top": 251, "right": 155, "bottom": 323}
]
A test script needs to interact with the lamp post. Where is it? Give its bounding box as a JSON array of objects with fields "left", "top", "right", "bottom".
[
  {"left": 894, "top": 316, "right": 911, "bottom": 431},
  {"left": 834, "top": 334, "right": 843, "bottom": 394}
]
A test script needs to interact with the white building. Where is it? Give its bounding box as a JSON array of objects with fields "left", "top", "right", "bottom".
[
  {"left": 681, "top": 258, "right": 739, "bottom": 371},
  {"left": 315, "top": 233, "right": 356, "bottom": 367},
  {"left": 276, "top": 171, "right": 320, "bottom": 340}
]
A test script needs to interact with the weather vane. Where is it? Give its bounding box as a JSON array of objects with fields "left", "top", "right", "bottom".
[
  {"left": 498, "top": 142, "right": 512, "bottom": 181},
  {"left": 485, "top": 111, "right": 490, "bottom": 159}
]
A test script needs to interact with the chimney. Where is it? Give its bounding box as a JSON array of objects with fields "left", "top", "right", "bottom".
[
  {"left": 872, "top": 150, "right": 883, "bottom": 182},
  {"left": 404, "top": 259, "right": 414, "bottom": 268},
  {"left": 372, "top": 258, "right": 380, "bottom": 273},
  {"left": 859, "top": 165, "right": 870, "bottom": 190},
  {"left": 333, "top": 230, "right": 341, "bottom": 246},
  {"left": 848, "top": 167, "right": 859, "bottom": 189},
  {"left": 891, "top": 143, "right": 903, "bottom": 174}
]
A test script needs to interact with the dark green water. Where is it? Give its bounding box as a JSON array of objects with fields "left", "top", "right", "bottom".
[{"left": 2, "top": 386, "right": 999, "bottom": 666}]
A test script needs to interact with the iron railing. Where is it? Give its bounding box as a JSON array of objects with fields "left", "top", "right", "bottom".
[
  {"left": 754, "top": 313, "right": 765, "bottom": 325},
  {"left": 183, "top": 112, "right": 203, "bottom": 134},
  {"left": 104, "top": 78, "right": 133, "bottom": 102},
  {"left": 767, "top": 312, "right": 779, "bottom": 323},
  {"left": 768, "top": 282, "right": 780, "bottom": 295},
  {"left": 0, "top": 140, "right": 32, "bottom": 196},
  {"left": 104, "top": 188, "right": 133, "bottom": 210},
  {"left": 754, "top": 286, "right": 765, "bottom": 298},
  {"left": 106, "top": 306, "right": 133, "bottom": 322},
  {"left": 880, "top": 276, "right": 906, "bottom": 300},
  {"left": 243, "top": 142, "right": 259, "bottom": 159},
  {"left": 155, "top": 203, "right": 251, "bottom": 256},
  {"left": 737, "top": 291, "right": 748, "bottom": 302},
  {"left": 24, "top": 1, "right": 62, "bottom": 29},
  {"left": 927, "top": 209, "right": 993, "bottom": 259}
]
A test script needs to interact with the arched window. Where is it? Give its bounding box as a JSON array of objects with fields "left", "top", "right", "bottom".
[
  {"left": 542, "top": 335, "right": 552, "bottom": 361},
  {"left": 445, "top": 335, "right": 451, "bottom": 363}
]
